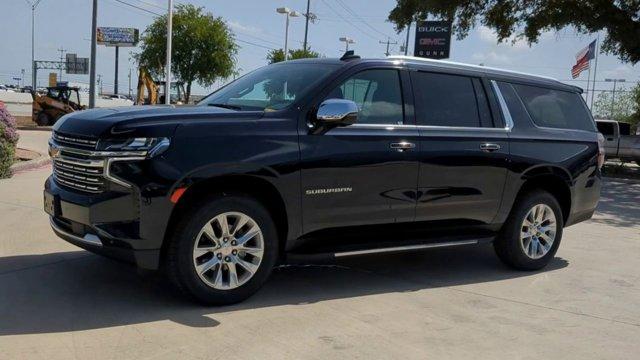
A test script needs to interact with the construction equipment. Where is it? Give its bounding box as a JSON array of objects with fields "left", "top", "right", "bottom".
[
  {"left": 136, "top": 67, "right": 185, "bottom": 105},
  {"left": 32, "top": 85, "right": 85, "bottom": 126}
]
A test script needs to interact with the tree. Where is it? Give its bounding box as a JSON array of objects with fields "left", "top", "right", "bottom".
[
  {"left": 136, "top": 4, "right": 237, "bottom": 102},
  {"left": 592, "top": 84, "right": 640, "bottom": 132},
  {"left": 388, "top": 1, "right": 640, "bottom": 63},
  {"left": 266, "top": 48, "right": 320, "bottom": 64}
]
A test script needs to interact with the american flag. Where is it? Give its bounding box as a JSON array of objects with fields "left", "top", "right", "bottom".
[{"left": 571, "top": 40, "right": 596, "bottom": 79}]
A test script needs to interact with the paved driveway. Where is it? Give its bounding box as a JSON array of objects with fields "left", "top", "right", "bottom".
[{"left": 0, "top": 165, "right": 638, "bottom": 359}]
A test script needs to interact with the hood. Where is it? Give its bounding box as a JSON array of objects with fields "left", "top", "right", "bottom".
[{"left": 53, "top": 105, "right": 264, "bottom": 138}]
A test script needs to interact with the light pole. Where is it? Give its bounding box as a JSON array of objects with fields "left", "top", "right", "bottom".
[
  {"left": 605, "top": 78, "right": 626, "bottom": 119},
  {"left": 165, "top": 0, "right": 173, "bottom": 104},
  {"left": 89, "top": 0, "right": 97, "bottom": 108},
  {"left": 29, "top": 0, "right": 44, "bottom": 90},
  {"left": 339, "top": 37, "right": 355, "bottom": 52},
  {"left": 276, "top": 7, "right": 300, "bottom": 61}
]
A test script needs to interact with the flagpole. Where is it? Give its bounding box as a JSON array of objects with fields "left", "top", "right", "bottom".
[
  {"left": 586, "top": 66, "right": 592, "bottom": 106},
  {"left": 590, "top": 33, "right": 600, "bottom": 110}
]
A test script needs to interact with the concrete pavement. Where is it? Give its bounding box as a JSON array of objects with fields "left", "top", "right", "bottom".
[{"left": 0, "top": 140, "right": 639, "bottom": 358}]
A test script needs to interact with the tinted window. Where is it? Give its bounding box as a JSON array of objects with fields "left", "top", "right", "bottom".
[
  {"left": 325, "top": 69, "right": 404, "bottom": 125},
  {"left": 411, "top": 72, "right": 489, "bottom": 127},
  {"left": 596, "top": 121, "right": 615, "bottom": 136},
  {"left": 513, "top": 84, "right": 595, "bottom": 131},
  {"left": 619, "top": 122, "right": 631, "bottom": 135}
]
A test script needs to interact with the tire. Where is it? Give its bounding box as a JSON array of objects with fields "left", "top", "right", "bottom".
[
  {"left": 35, "top": 112, "right": 51, "bottom": 126},
  {"left": 166, "top": 194, "right": 279, "bottom": 305},
  {"left": 494, "top": 190, "right": 564, "bottom": 270}
]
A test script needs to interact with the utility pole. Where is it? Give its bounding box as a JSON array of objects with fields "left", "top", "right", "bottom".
[
  {"left": 89, "top": 0, "right": 97, "bottom": 108},
  {"left": 29, "top": 0, "right": 44, "bottom": 90},
  {"left": 114, "top": 46, "right": 119, "bottom": 95},
  {"left": 57, "top": 47, "right": 66, "bottom": 81},
  {"left": 404, "top": 21, "right": 411, "bottom": 55},
  {"left": 379, "top": 38, "right": 397, "bottom": 56},
  {"left": 605, "top": 78, "right": 626, "bottom": 119},
  {"left": 165, "top": 0, "right": 173, "bottom": 105},
  {"left": 302, "top": 0, "right": 312, "bottom": 52},
  {"left": 128, "top": 68, "right": 132, "bottom": 98}
]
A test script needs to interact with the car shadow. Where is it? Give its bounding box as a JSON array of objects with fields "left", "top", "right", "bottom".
[
  {"left": 0, "top": 244, "right": 568, "bottom": 336},
  {"left": 588, "top": 179, "right": 640, "bottom": 228}
]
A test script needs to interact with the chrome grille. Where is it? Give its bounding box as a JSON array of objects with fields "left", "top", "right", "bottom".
[
  {"left": 52, "top": 132, "right": 98, "bottom": 149},
  {"left": 52, "top": 157, "right": 105, "bottom": 194}
]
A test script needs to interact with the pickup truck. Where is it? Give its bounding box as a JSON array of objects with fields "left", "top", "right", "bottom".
[
  {"left": 596, "top": 119, "right": 640, "bottom": 164},
  {"left": 45, "top": 54, "right": 603, "bottom": 305}
]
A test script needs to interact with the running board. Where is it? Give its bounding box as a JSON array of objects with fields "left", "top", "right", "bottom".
[
  {"left": 285, "top": 237, "right": 493, "bottom": 264},
  {"left": 334, "top": 239, "right": 480, "bottom": 257}
]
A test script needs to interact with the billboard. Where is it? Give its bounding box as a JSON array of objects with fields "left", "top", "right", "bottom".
[
  {"left": 97, "top": 27, "right": 139, "bottom": 47},
  {"left": 414, "top": 20, "right": 452, "bottom": 59},
  {"left": 65, "top": 53, "right": 89, "bottom": 75}
]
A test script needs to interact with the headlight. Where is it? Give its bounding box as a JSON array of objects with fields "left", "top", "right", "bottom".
[{"left": 97, "top": 137, "right": 171, "bottom": 157}]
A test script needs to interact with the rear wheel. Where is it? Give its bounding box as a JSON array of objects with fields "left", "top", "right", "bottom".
[
  {"left": 494, "top": 190, "right": 564, "bottom": 270},
  {"left": 35, "top": 112, "right": 51, "bottom": 126},
  {"left": 166, "top": 194, "right": 279, "bottom": 305}
]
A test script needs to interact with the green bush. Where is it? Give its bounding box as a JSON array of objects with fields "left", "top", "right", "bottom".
[{"left": 0, "top": 101, "right": 19, "bottom": 178}]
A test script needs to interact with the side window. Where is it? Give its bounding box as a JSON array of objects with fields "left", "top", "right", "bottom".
[
  {"left": 596, "top": 122, "right": 615, "bottom": 136},
  {"left": 619, "top": 122, "right": 631, "bottom": 136},
  {"left": 411, "top": 72, "right": 491, "bottom": 128},
  {"left": 325, "top": 69, "right": 404, "bottom": 125},
  {"left": 512, "top": 84, "right": 595, "bottom": 132}
]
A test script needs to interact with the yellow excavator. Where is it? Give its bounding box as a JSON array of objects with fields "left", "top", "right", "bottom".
[
  {"left": 136, "top": 67, "right": 185, "bottom": 105},
  {"left": 32, "top": 85, "right": 86, "bottom": 126}
]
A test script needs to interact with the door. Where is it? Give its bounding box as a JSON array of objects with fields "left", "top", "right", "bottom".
[
  {"left": 300, "top": 68, "right": 420, "bottom": 233},
  {"left": 410, "top": 71, "right": 510, "bottom": 224},
  {"left": 596, "top": 121, "right": 619, "bottom": 157}
]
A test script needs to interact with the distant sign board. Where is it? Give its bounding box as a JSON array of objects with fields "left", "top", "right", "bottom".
[
  {"left": 414, "top": 20, "right": 452, "bottom": 59},
  {"left": 65, "top": 53, "right": 89, "bottom": 75},
  {"left": 97, "top": 27, "right": 139, "bottom": 47},
  {"left": 48, "top": 73, "right": 57, "bottom": 87}
]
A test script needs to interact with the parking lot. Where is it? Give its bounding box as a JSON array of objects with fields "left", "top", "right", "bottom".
[{"left": 1, "top": 151, "right": 639, "bottom": 359}]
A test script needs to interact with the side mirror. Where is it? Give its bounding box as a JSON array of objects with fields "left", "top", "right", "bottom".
[{"left": 316, "top": 99, "right": 358, "bottom": 126}]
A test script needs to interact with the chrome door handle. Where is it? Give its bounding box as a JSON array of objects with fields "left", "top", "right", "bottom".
[
  {"left": 480, "top": 143, "right": 501, "bottom": 152},
  {"left": 390, "top": 142, "right": 415, "bottom": 152}
]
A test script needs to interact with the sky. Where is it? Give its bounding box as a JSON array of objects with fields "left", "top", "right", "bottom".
[{"left": 1, "top": 0, "right": 639, "bottom": 103}]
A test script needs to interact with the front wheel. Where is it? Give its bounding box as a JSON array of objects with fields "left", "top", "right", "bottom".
[
  {"left": 494, "top": 190, "right": 564, "bottom": 270},
  {"left": 166, "top": 194, "right": 279, "bottom": 305}
]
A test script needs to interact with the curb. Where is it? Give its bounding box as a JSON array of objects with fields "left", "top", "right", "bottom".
[
  {"left": 10, "top": 149, "right": 51, "bottom": 174},
  {"left": 17, "top": 126, "right": 52, "bottom": 132}
]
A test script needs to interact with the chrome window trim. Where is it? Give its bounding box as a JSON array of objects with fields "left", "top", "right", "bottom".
[
  {"left": 491, "top": 80, "right": 515, "bottom": 131},
  {"left": 348, "top": 123, "right": 509, "bottom": 132}
]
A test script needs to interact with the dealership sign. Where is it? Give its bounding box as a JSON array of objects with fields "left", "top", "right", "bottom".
[
  {"left": 97, "top": 27, "right": 139, "bottom": 47},
  {"left": 414, "top": 21, "right": 452, "bottom": 59}
]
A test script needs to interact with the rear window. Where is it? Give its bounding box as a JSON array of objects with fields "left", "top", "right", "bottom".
[
  {"left": 596, "top": 122, "right": 615, "bottom": 136},
  {"left": 512, "top": 84, "right": 595, "bottom": 131},
  {"left": 619, "top": 122, "right": 631, "bottom": 135}
]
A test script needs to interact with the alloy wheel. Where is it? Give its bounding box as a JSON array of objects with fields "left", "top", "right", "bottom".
[
  {"left": 520, "top": 204, "right": 557, "bottom": 259},
  {"left": 192, "top": 211, "right": 264, "bottom": 290}
]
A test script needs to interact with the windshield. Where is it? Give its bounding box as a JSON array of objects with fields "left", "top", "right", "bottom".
[{"left": 198, "top": 63, "right": 339, "bottom": 111}]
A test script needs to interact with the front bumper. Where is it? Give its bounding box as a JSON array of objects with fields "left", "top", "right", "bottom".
[{"left": 45, "top": 175, "right": 172, "bottom": 270}]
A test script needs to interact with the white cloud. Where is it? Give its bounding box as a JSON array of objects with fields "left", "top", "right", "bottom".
[
  {"left": 227, "top": 20, "right": 261, "bottom": 34},
  {"left": 471, "top": 51, "right": 512, "bottom": 65},
  {"left": 476, "top": 25, "right": 553, "bottom": 51}
]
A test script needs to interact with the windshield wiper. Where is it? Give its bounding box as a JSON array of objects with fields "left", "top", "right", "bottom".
[{"left": 207, "top": 103, "right": 241, "bottom": 110}]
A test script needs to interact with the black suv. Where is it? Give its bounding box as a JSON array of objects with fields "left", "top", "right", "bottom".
[{"left": 45, "top": 55, "right": 603, "bottom": 304}]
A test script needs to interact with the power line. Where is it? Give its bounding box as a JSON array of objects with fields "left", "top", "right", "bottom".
[
  {"left": 236, "top": 38, "right": 276, "bottom": 51},
  {"left": 319, "top": 0, "right": 378, "bottom": 41},
  {"left": 333, "top": 0, "right": 393, "bottom": 39},
  {"left": 111, "top": 0, "right": 161, "bottom": 16}
]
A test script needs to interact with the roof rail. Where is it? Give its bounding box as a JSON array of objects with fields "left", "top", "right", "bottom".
[{"left": 387, "top": 55, "right": 558, "bottom": 81}]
